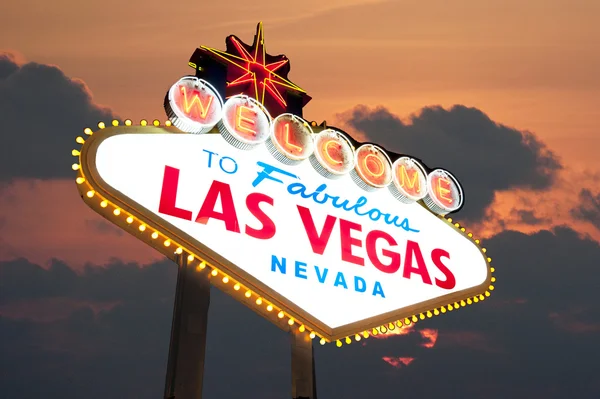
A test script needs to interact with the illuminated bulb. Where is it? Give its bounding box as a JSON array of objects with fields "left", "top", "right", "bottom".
[
  {"left": 491, "top": 267, "right": 495, "bottom": 273},
  {"left": 165, "top": 120, "right": 172, "bottom": 126},
  {"left": 426, "top": 311, "right": 433, "bottom": 318},
  {"left": 434, "top": 309, "right": 440, "bottom": 316},
  {"left": 396, "top": 321, "right": 403, "bottom": 328},
  {"left": 454, "top": 302, "right": 460, "bottom": 308},
  {"left": 319, "top": 338, "right": 326, "bottom": 345},
  {"left": 372, "top": 328, "right": 378, "bottom": 335},
  {"left": 475, "top": 239, "right": 480, "bottom": 244},
  {"left": 153, "top": 120, "right": 160, "bottom": 126},
  {"left": 76, "top": 136, "right": 85, "bottom": 144},
  {"left": 222, "top": 276, "right": 229, "bottom": 283},
  {"left": 255, "top": 298, "right": 262, "bottom": 305},
  {"left": 489, "top": 285, "right": 495, "bottom": 291},
  {"left": 419, "top": 313, "right": 425, "bottom": 320},
  {"left": 461, "top": 227, "right": 466, "bottom": 232},
  {"left": 139, "top": 224, "right": 146, "bottom": 232},
  {"left": 467, "top": 298, "right": 472, "bottom": 305},
  {"left": 412, "top": 315, "right": 418, "bottom": 323},
  {"left": 267, "top": 304, "right": 273, "bottom": 312},
  {"left": 76, "top": 177, "right": 85, "bottom": 184},
  {"left": 447, "top": 218, "right": 453, "bottom": 223},
  {"left": 163, "top": 240, "right": 171, "bottom": 247},
  {"left": 140, "top": 119, "right": 147, "bottom": 126},
  {"left": 362, "top": 331, "right": 369, "bottom": 338},
  {"left": 151, "top": 232, "right": 158, "bottom": 239},
  {"left": 479, "top": 294, "right": 485, "bottom": 300},
  {"left": 468, "top": 233, "right": 473, "bottom": 237},
  {"left": 72, "top": 149, "right": 80, "bottom": 156},
  {"left": 388, "top": 322, "right": 395, "bottom": 330},
  {"left": 487, "top": 257, "right": 492, "bottom": 262},
  {"left": 441, "top": 307, "right": 447, "bottom": 313},
  {"left": 187, "top": 254, "right": 194, "bottom": 262},
  {"left": 404, "top": 318, "right": 411, "bottom": 325},
  {"left": 86, "top": 190, "right": 94, "bottom": 198},
  {"left": 112, "top": 120, "right": 119, "bottom": 127},
  {"left": 100, "top": 200, "right": 108, "bottom": 208},
  {"left": 298, "top": 325, "right": 305, "bottom": 332},
  {"left": 278, "top": 311, "right": 284, "bottom": 319},
  {"left": 233, "top": 283, "right": 240, "bottom": 291},
  {"left": 175, "top": 247, "right": 183, "bottom": 254},
  {"left": 113, "top": 208, "right": 121, "bottom": 216},
  {"left": 84, "top": 128, "right": 93, "bottom": 135},
  {"left": 198, "top": 262, "right": 206, "bottom": 270},
  {"left": 309, "top": 332, "right": 316, "bottom": 339},
  {"left": 288, "top": 318, "right": 294, "bottom": 326},
  {"left": 72, "top": 163, "right": 80, "bottom": 170},
  {"left": 482, "top": 248, "right": 487, "bottom": 253},
  {"left": 454, "top": 223, "right": 460, "bottom": 227},
  {"left": 336, "top": 340, "right": 342, "bottom": 347},
  {"left": 380, "top": 326, "right": 387, "bottom": 333},
  {"left": 126, "top": 216, "right": 133, "bottom": 224},
  {"left": 448, "top": 304, "right": 453, "bottom": 311},
  {"left": 473, "top": 297, "right": 479, "bottom": 303},
  {"left": 245, "top": 290, "right": 252, "bottom": 298},
  {"left": 211, "top": 269, "right": 218, "bottom": 277},
  {"left": 491, "top": 277, "right": 496, "bottom": 282},
  {"left": 124, "top": 119, "right": 132, "bottom": 126},
  {"left": 355, "top": 334, "right": 361, "bottom": 342},
  {"left": 345, "top": 337, "right": 351, "bottom": 344},
  {"left": 98, "top": 122, "right": 105, "bottom": 129}
]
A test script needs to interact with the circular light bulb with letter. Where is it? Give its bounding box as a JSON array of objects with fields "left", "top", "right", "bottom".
[
  {"left": 423, "top": 169, "right": 464, "bottom": 215},
  {"left": 267, "top": 113, "right": 314, "bottom": 165},
  {"left": 218, "top": 94, "right": 271, "bottom": 150},
  {"left": 165, "top": 76, "right": 223, "bottom": 134},
  {"left": 389, "top": 157, "right": 428, "bottom": 203},
  {"left": 309, "top": 129, "right": 355, "bottom": 179},
  {"left": 351, "top": 144, "right": 392, "bottom": 191}
]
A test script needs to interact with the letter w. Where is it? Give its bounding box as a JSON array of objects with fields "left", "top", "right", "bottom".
[{"left": 180, "top": 86, "right": 213, "bottom": 119}]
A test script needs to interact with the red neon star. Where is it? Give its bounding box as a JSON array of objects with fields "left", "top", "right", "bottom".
[{"left": 197, "top": 22, "right": 311, "bottom": 117}]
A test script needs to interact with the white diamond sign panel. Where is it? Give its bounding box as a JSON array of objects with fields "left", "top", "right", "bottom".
[{"left": 75, "top": 124, "right": 492, "bottom": 342}]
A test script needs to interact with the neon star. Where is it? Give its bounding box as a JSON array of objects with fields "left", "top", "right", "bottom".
[{"left": 197, "top": 22, "right": 311, "bottom": 117}]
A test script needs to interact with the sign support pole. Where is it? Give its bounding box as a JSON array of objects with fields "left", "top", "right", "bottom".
[
  {"left": 164, "top": 254, "right": 211, "bottom": 399},
  {"left": 291, "top": 330, "right": 317, "bottom": 399}
]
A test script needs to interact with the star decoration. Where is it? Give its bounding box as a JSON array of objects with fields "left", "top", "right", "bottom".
[{"left": 196, "top": 22, "right": 311, "bottom": 117}]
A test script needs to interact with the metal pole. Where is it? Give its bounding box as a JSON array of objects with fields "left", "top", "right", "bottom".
[
  {"left": 164, "top": 254, "right": 211, "bottom": 399},
  {"left": 291, "top": 330, "right": 317, "bottom": 399}
]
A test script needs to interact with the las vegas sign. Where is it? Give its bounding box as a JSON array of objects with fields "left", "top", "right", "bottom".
[{"left": 72, "top": 25, "right": 494, "bottom": 346}]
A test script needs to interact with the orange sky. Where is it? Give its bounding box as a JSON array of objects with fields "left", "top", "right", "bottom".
[{"left": 1, "top": 0, "right": 599, "bottom": 266}]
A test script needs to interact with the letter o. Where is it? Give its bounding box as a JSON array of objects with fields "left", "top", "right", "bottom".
[{"left": 219, "top": 156, "right": 238, "bottom": 174}]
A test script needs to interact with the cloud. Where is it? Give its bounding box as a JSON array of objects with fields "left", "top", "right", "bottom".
[
  {"left": 571, "top": 189, "right": 600, "bottom": 230},
  {"left": 0, "top": 52, "right": 118, "bottom": 181},
  {"left": 510, "top": 208, "right": 551, "bottom": 225},
  {"left": 2, "top": 225, "right": 600, "bottom": 398},
  {"left": 338, "top": 105, "right": 562, "bottom": 222}
]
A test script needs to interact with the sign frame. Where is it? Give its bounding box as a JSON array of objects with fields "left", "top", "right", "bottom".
[{"left": 73, "top": 121, "right": 495, "bottom": 344}]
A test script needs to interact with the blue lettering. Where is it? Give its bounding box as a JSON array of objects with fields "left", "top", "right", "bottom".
[
  {"left": 354, "top": 276, "right": 367, "bottom": 292},
  {"left": 271, "top": 255, "right": 286, "bottom": 274},
  {"left": 254, "top": 161, "right": 420, "bottom": 233},
  {"left": 334, "top": 272, "right": 348, "bottom": 289},
  {"left": 372, "top": 281, "right": 385, "bottom": 298},
  {"left": 294, "top": 261, "right": 308, "bottom": 279},
  {"left": 314, "top": 266, "right": 328, "bottom": 283},
  {"left": 219, "top": 156, "right": 238, "bottom": 174},
  {"left": 202, "top": 149, "right": 217, "bottom": 168}
]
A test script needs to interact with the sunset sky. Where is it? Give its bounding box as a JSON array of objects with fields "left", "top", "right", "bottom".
[{"left": 1, "top": 0, "right": 600, "bottom": 398}]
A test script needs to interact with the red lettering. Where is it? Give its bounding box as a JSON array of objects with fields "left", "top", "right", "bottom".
[
  {"left": 297, "top": 205, "right": 336, "bottom": 255},
  {"left": 402, "top": 240, "right": 432, "bottom": 285},
  {"left": 245, "top": 193, "right": 276, "bottom": 240},
  {"left": 431, "top": 248, "right": 455, "bottom": 289},
  {"left": 366, "top": 230, "right": 400, "bottom": 273},
  {"left": 158, "top": 166, "right": 192, "bottom": 221},
  {"left": 339, "top": 219, "right": 364, "bottom": 266},
  {"left": 195, "top": 180, "right": 240, "bottom": 233}
]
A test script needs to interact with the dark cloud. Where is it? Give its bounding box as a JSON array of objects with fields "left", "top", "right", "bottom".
[
  {"left": 571, "top": 189, "right": 600, "bottom": 230},
  {"left": 510, "top": 209, "right": 551, "bottom": 225},
  {"left": 1, "top": 226, "right": 600, "bottom": 398},
  {"left": 84, "top": 219, "right": 124, "bottom": 236},
  {"left": 340, "top": 105, "right": 562, "bottom": 222},
  {"left": 0, "top": 52, "right": 118, "bottom": 181}
]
